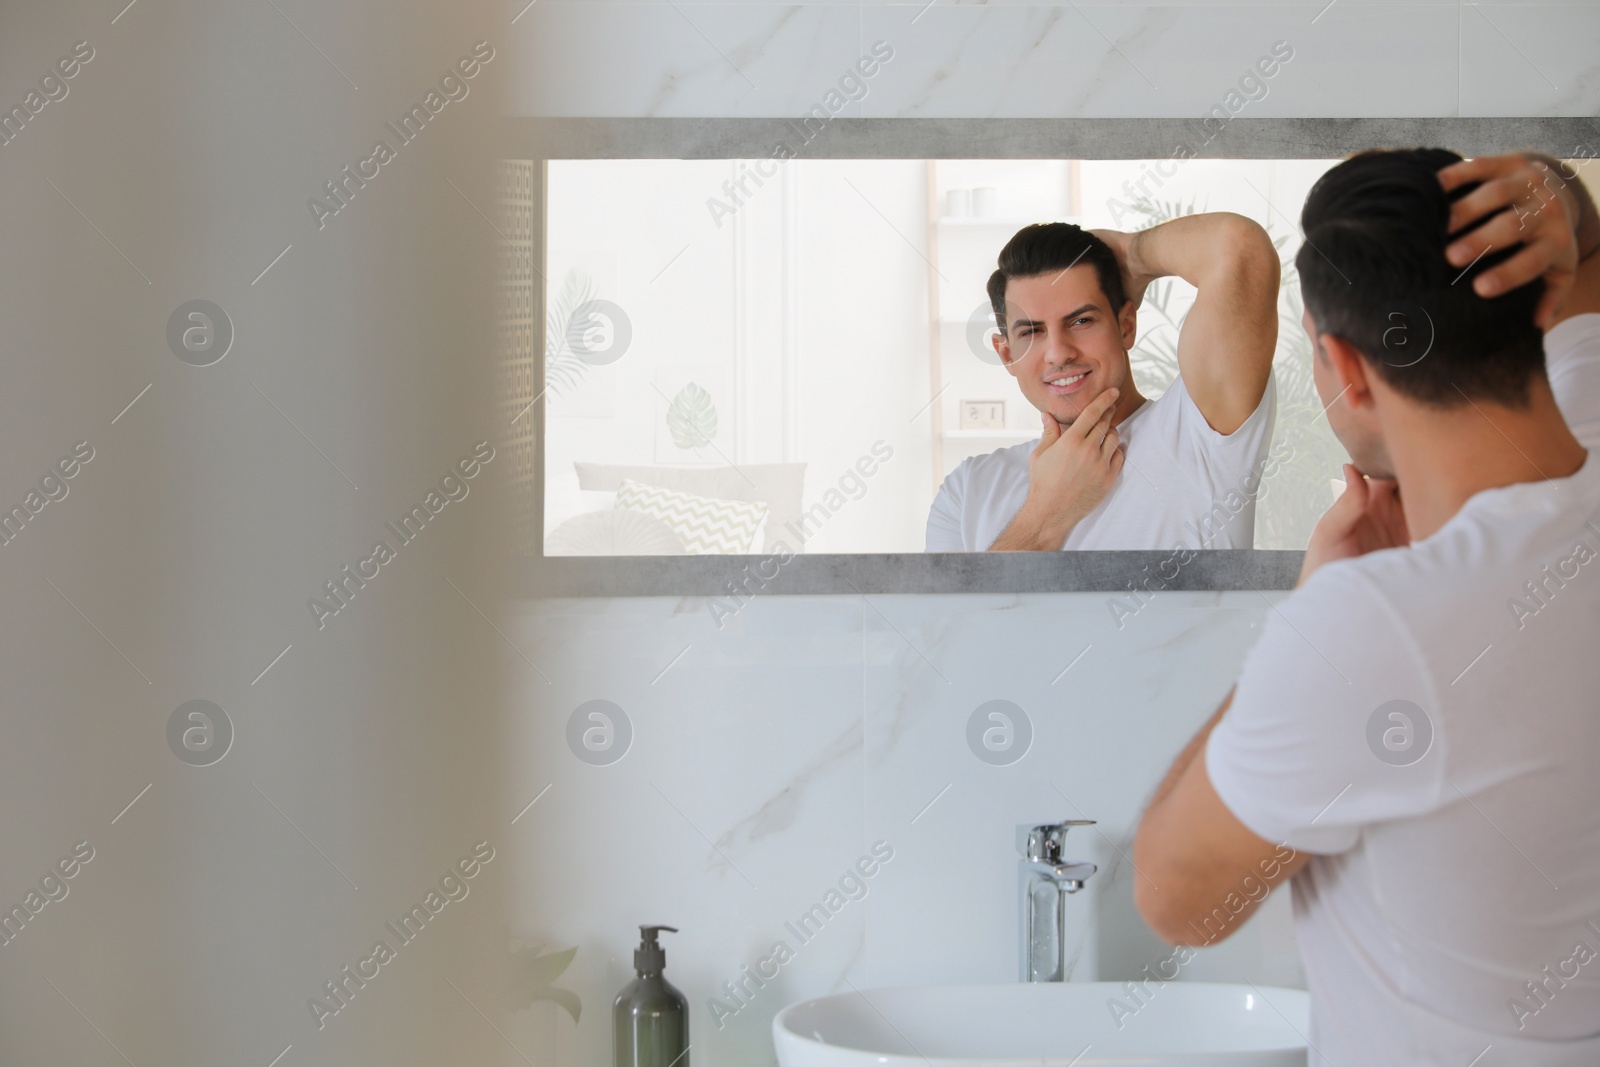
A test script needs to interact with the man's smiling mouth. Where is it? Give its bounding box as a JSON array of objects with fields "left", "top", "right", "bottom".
[{"left": 1046, "top": 370, "right": 1090, "bottom": 394}]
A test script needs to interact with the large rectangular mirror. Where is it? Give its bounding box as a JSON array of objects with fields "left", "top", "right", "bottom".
[
  {"left": 502, "top": 118, "right": 1595, "bottom": 594},
  {"left": 541, "top": 156, "right": 1341, "bottom": 556}
]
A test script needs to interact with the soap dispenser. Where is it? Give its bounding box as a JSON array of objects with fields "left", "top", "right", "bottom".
[{"left": 614, "top": 925, "right": 689, "bottom": 1067}]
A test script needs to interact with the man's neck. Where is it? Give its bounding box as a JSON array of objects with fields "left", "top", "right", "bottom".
[
  {"left": 1386, "top": 380, "right": 1589, "bottom": 541},
  {"left": 1112, "top": 384, "right": 1149, "bottom": 427}
]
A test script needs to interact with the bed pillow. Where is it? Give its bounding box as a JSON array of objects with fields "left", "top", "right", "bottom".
[{"left": 614, "top": 479, "right": 768, "bottom": 554}]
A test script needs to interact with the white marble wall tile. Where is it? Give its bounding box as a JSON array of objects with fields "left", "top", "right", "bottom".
[
  {"left": 1459, "top": 4, "right": 1600, "bottom": 117},
  {"left": 508, "top": 2, "right": 1600, "bottom": 118},
  {"left": 857, "top": 4, "right": 1176, "bottom": 118},
  {"left": 505, "top": 3, "right": 1540, "bottom": 118},
  {"left": 505, "top": 586, "right": 1310, "bottom": 1066},
  {"left": 856, "top": 4, "right": 1461, "bottom": 117},
  {"left": 508, "top": 4, "right": 865, "bottom": 117},
  {"left": 505, "top": 594, "right": 868, "bottom": 1067},
  {"left": 858, "top": 590, "right": 1305, "bottom": 991}
]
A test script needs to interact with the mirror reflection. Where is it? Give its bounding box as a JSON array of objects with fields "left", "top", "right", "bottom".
[{"left": 539, "top": 158, "right": 1351, "bottom": 555}]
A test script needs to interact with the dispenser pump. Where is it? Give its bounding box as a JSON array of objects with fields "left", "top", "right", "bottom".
[
  {"left": 614, "top": 925, "right": 689, "bottom": 1067},
  {"left": 633, "top": 925, "right": 676, "bottom": 975}
]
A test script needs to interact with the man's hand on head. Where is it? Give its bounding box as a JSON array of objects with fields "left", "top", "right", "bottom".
[
  {"left": 987, "top": 387, "right": 1125, "bottom": 551},
  {"left": 1088, "top": 227, "right": 1154, "bottom": 310},
  {"left": 1298, "top": 463, "right": 1409, "bottom": 586},
  {"left": 1439, "top": 153, "right": 1580, "bottom": 329}
]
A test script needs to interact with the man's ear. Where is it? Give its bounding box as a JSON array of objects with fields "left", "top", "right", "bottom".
[
  {"left": 1319, "top": 332, "right": 1377, "bottom": 411},
  {"left": 1118, "top": 300, "right": 1138, "bottom": 351},
  {"left": 994, "top": 331, "right": 1020, "bottom": 377}
]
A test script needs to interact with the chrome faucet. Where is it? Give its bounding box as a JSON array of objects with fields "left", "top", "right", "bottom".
[{"left": 1018, "top": 821, "right": 1097, "bottom": 982}]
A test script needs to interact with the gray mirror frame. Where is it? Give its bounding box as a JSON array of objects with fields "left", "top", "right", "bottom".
[{"left": 505, "top": 117, "right": 1595, "bottom": 596}]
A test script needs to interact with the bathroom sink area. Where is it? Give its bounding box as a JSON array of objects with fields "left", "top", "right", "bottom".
[{"left": 774, "top": 982, "right": 1310, "bottom": 1066}]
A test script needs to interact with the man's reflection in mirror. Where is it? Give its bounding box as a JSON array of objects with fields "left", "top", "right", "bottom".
[{"left": 925, "top": 217, "right": 1280, "bottom": 551}]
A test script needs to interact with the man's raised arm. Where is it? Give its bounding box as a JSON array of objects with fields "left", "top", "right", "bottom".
[{"left": 1097, "top": 213, "right": 1279, "bottom": 435}]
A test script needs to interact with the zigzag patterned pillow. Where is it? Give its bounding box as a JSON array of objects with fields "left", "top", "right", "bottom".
[{"left": 614, "top": 479, "right": 769, "bottom": 555}]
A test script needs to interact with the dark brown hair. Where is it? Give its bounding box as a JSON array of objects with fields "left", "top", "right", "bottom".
[
  {"left": 1297, "top": 148, "right": 1546, "bottom": 406},
  {"left": 986, "top": 223, "right": 1128, "bottom": 332}
]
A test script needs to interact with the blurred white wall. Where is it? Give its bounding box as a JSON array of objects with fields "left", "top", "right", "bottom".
[{"left": 0, "top": 1, "right": 520, "bottom": 1063}]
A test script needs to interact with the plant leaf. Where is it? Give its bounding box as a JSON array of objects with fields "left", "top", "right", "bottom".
[
  {"left": 666, "top": 382, "right": 718, "bottom": 449},
  {"left": 544, "top": 268, "right": 595, "bottom": 399},
  {"left": 535, "top": 988, "right": 582, "bottom": 1025},
  {"left": 517, "top": 944, "right": 577, "bottom": 987},
  {"left": 509, "top": 944, "right": 584, "bottom": 1023}
]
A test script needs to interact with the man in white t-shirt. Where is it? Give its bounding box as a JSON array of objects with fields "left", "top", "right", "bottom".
[
  {"left": 1133, "top": 150, "right": 1600, "bottom": 1066},
  {"left": 925, "top": 214, "right": 1280, "bottom": 551}
]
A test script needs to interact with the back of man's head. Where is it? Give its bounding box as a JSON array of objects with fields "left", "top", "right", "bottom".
[{"left": 1297, "top": 147, "right": 1546, "bottom": 407}]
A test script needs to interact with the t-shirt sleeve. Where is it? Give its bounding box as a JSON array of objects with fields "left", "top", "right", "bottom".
[
  {"left": 925, "top": 462, "right": 969, "bottom": 552},
  {"left": 1205, "top": 563, "right": 1445, "bottom": 855},
  {"left": 1546, "top": 313, "right": 1600, "bottom": 450},
  {"left": 1173, "top": 369, "right": 1277, "bottom": 465}
]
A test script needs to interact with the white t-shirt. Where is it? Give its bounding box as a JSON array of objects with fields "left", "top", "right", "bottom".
[
  {"left": 925, "top": 372, "right": 1277, "bottom": 551},
  {"left": 1207, "top": 313, "right": 1600, "bottom": 1066}
]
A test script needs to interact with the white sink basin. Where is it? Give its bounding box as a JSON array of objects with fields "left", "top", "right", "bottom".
[{"left": 774, "top": 982, "right": 1310, "bottom": 1066}]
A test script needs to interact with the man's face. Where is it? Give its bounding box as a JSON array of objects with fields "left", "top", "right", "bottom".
[
  {"left": 994, "top": 267, "right": 1135, "bottom": 427},
  {"left": 1304, "top": 309, "right": 1395, "bottom": 478}
]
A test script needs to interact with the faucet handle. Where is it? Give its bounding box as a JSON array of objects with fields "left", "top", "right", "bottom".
[{"left": 1022, "top": 820, "right": 1095, "bottom": 862}]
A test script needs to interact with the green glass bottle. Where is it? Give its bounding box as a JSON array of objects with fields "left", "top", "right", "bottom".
[{"left": 614, "top": 925, "right": 689, "bottom": 1067}]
